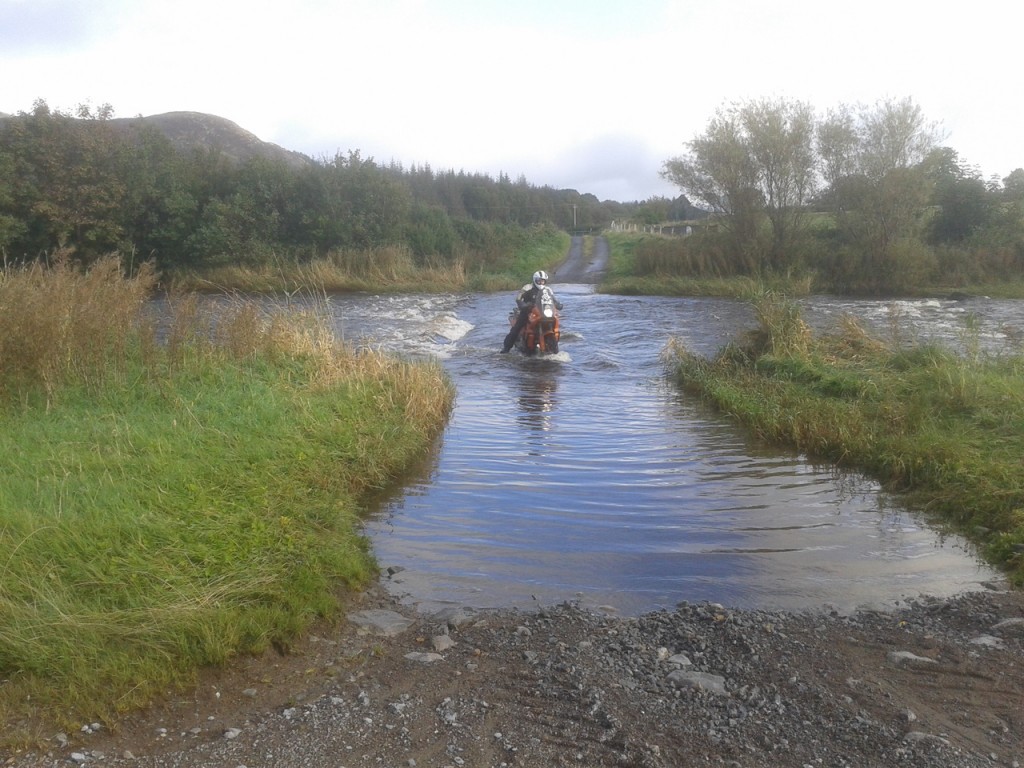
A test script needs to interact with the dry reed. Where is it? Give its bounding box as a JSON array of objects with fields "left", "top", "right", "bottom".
[
  {"left": 171, "top": 246, "right": 468, "bottom": 294},
  {"left": 0, "top": 252, "right": 157, "bottom": 405}
]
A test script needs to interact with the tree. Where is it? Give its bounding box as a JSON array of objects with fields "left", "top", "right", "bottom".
[
  {"left": 1, "top": 103, "right": 130, "bottom": 261},
  {"left": 1003, "top": 169, "right": 1024, "bottom": 202},
  {"left": 633, "top": 197, "right": 672, "bottom": 226},
  {"left": 661, "top": 107, "right": 763, "bottom": 271},
  {"left": 858, "top": 97, "right": 941, "bottom": 181},
  {"left": 741, "top": 98, "right": 817, "bottom": 268},
  {"left": 924, "top": 148, "right": 993, "bottom": 244},
  {"left": 0, "top": 142, "right": 25, "bottom": 254},
  {"left": 819, "top": 97, "right": 941, "bottom": 292},
  {"left": 816, "top": 105, "right": 859, "bottom": 198},
  {"left": 661, "top": 98, "right": 817, "bottom": 272}
]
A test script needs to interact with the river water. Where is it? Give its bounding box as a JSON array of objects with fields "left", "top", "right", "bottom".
[{"left": 293, "top": 285, "right": 1022, "bottom": 617}]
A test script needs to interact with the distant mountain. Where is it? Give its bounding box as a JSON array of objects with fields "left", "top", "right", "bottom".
[{"left": 110, "top": 111, "right": 313, "bottom": 170}]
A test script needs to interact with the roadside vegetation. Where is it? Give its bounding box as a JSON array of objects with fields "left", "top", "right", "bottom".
[
  {"left": 0, "top": 256, "right": 454, "bottom": 741},
  {"left": 5, "top": 98, "right": 1023, "bottom": 300},
  {"left": 614, "top": 92, "right": 1024, "bottom": 538},
  {"left": 665, "top": 291, "right": 1024, "bottom": 584}
]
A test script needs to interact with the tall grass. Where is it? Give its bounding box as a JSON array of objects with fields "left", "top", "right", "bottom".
[
  {"left": 0, "top": 251, "right": 157, "bottom": 404},
  {"left": 170, "top": 245, "right": 469, "bottom": 294},
  {"left": 166, "top": 225, "right": 572, "bottom": 295},
  {"left": 666, "top": 294, "right": 1024, "bottom": 583},
  {"left": 0, "top": 256, "right": 454, "bottom": 740},
  {"left": 601, "top": 232, "right": 814, "bottom": 297}
]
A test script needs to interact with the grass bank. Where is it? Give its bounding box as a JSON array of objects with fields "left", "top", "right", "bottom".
[
  {"left": 599, "top": 232, "right": 813, "bottom": 297},
  {"left": 922, "top": 280, "right": 1024, "bottom": 300},
  {"left": 467, "top": 226, "right": 572, "bottom": 292},
  {"left": 167, "top": 227, "right": 572, "bottom": 295},
  {"left": 665, "top": 292, "right": 1024, "bottom": 583},
  {"left": 0, "top": 257, "right": 454, "bottom": 741},
  {"left": 601, "top": 229, "right": 1024, "bottom": 300}
]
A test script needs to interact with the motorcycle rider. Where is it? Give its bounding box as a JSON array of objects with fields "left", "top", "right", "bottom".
[{"left": 501, "top": 270, "right": 562, "bottom": 353}]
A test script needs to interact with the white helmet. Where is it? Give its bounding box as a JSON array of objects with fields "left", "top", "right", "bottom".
[{"left": 532, "top": 270, "right": 549, "bottom": 288}]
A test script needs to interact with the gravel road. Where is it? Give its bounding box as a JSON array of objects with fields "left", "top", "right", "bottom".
[{"left": 7, "top": 579, "right": 1023, "bottom": 768}]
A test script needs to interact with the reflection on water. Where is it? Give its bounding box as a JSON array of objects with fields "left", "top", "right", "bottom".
[{"left": 515, "top": 366, "right": 560, "bottom": 449}]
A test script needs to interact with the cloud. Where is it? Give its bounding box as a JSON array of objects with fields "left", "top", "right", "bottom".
[
  {"left": 504, "top": 134, "right": 680, "bottom": 202},
  {"left": 3, "top": 0, "right": 1021, "bottom": 200},
  {"left": 0, "top": 0, "right": 116, "bottom": 53}
]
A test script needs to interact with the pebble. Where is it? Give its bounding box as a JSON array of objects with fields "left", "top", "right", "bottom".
[
  {"left": 969, "top": 634, "right": 1005, "bottom": 648},
  {"left": 432, "top": 634, "right": 457, "bottom": 652},
  {"left": 904, "top": 731, "right": 951, "bottom": 746},
  {"left": 349, "top": 609, "right": 415, "bottom": 637},
  {"left": 666, "top": 670, "right": 728, "bottom": 696},
  {"left": 887, "top": 650, "right": 937, "bottom": 666},
  {"left": 10, "top": 595, "right": 1020, "bottom": 768},
  {"left": 991, "top": 617, "right": 1024, "bottom": 636},
  {"left": 404, "top": 651, "right": 444, "bottom": 663}
]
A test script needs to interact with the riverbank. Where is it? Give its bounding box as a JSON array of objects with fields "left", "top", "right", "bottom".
[
  {"left": 597, "top": 231, "right": 1024, "bottom": 300},
  {"left": 164, "top": 229, "right": 572, "bottom": 295},
  {"left": 0, "top": 259, "right": 455, "bottom": 741},
  {"left": 6, "top": 579, "right": 1022, "bottom": 768}
]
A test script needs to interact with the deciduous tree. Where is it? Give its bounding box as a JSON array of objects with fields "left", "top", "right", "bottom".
[
  {"left": 821, "top": 97, "right": 941, "bottom": 291},
  {"left": 816, "top": 105, "right": 859, "bottom": 199},
  {"left": 661, "top": 98, "right": 817, "bottom": 272},
  {"left": 661, "top": 107, "right": 763, "bottom": 271},
  {"left": 741, "top": 98, "right": 817, "bottom": 269},
  {"left": 924, "top": 148, "right": 993, "bottom": 244}
]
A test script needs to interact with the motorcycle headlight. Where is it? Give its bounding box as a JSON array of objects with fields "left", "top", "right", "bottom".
[{"left": 543, "top": 307, "right": 554, "bottom": 318}]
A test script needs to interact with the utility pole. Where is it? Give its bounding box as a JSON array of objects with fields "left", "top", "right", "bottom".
[{"left": 571, "top": 204, "right": 577, "bottom": 229}]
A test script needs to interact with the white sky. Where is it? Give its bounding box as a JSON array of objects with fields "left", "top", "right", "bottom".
[{"left": 2, "top": 0, "right": 1021, "bottom": 202}]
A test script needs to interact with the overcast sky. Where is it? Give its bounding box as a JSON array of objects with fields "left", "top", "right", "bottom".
[{"left": 2, "top": 0, "right": 1021, "bottom": 202}]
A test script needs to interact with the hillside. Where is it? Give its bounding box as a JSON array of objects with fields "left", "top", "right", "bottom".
[{"left": 110, "top": 111, "right": 312, "bottom": 170}]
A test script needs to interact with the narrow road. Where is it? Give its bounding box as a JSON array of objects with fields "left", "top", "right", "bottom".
[{"left": 551, "top": 234, "right": 608, "bottom": 284}]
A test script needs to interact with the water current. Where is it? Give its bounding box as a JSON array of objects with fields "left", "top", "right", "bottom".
[{"left": 179, "top": 285, "right": 1024, "bottom": 616}]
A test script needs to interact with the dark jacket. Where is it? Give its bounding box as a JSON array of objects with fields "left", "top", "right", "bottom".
[
  {"left": 516, "top": 283, "right": 561, "bottom": 311},
  {"left": 516, "top": 283, "right": 540, "bottom": 309}
]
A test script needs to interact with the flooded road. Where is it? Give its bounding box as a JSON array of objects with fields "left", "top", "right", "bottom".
[{"left": 309, "top": 275, "right": 1023, "bottom": 616}]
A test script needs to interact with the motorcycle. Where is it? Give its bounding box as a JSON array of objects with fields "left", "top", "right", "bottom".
[{"left": 508, "top": 285, "right": 560, "bottom": 355}]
